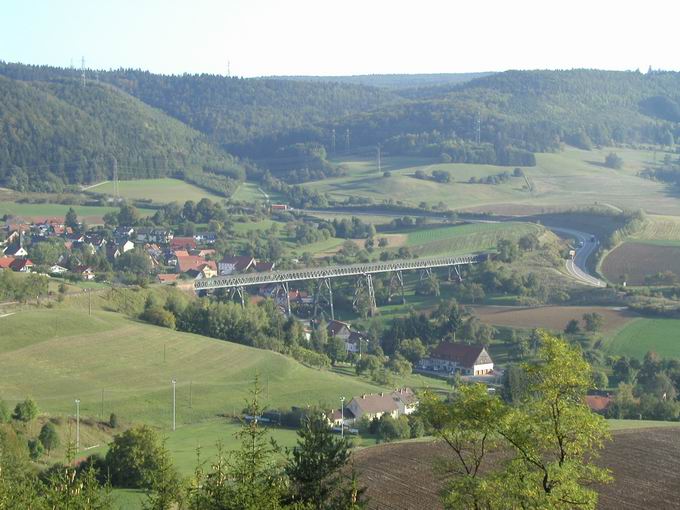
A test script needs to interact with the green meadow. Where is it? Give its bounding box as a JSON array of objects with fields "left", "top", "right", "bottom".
[
  {"left": 307, "top": 147, "right": 680, "bottom": 215},
  {"left": 605, "top": 318, "right": 680, "bottom": 359},
  {"left": 86, "top": 178, "right": 224, "bottom": 203}
]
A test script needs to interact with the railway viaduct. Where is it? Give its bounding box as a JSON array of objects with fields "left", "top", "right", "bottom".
[{"left": 194, "top": 254, "right": 489, "bottom": 318}]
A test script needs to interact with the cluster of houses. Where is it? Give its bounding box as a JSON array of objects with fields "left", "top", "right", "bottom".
[{"left": 0, "top": 218, "right": 275, "bottom": 283}]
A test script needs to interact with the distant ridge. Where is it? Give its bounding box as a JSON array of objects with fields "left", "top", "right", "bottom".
[{"left": 261, "top": 72, "right": 496, "bottom": 89}]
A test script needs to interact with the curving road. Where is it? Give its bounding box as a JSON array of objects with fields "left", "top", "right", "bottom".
[{"left": 547, "top": 226, "right": 606, "bottom": 287}]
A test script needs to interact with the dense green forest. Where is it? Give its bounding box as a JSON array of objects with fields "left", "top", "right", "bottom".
[
  {"left": 0, "top": 70, "right": 244, "bottom": 193},
  {"left": 267, "top": 72, "right": 494, "bottom": 89},
  {"left": 1, "top": 62, "right": 680, "bottom": 191}
]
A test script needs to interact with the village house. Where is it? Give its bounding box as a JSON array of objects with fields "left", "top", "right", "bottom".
[
  {"left": 327, "top": 319, "right": 352, "bottom": 340},
  {"left": 3, "top": 242, "right": 28, "bottom": 258},
  {"left": 170, "top": 236, "right": 197, "bottom": 251},
  {"left": 392, "top": 388, "right": 418, "bottom": 415},
  {"left": 346, "top": 331, "right": 369, "bottom": 355},
  {"left": 193, "top": 232, "right": 217, "bottom": 244},
  {"left": 186, "top": 263, "right": 218, "bottom": 280},
  {"left": 73, "top": 265, "right": 95, "bottom": 281},
  {"left": 347, "top": 392, "right": 399, "bottom": 422},
  {"left": 135, "top": 227, "right": 173, "bottom": 245},
  {"left": 418, "top": 342, "right": 494, "bottom": 376},
  {"left": 176, "top": 252, "right": 218, "bottom": 276},
  {"left": 157, "top": 273, "right": 180, "bottom": 284},
  {"left": 218, "top": 255, "right": 256, "bottom": 275},
  {"left": 10, "top": 258, "right": 34, "bottom": 272},
  {"left": 49, "top": 264, "right": 68, "bottom": 275}
]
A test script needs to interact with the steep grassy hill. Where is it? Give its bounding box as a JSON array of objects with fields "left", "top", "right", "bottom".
[{"left": 0, "top": 308, "right": 387, "bottom": 426}]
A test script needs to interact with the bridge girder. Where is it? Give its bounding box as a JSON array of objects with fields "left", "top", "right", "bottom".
[{"left": 194, "top": 254, "right": 487, "bottom": 292}]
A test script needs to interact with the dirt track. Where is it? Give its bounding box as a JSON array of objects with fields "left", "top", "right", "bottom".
[{"left": 353, "top": 427, "right": 680, "bottom": 510}]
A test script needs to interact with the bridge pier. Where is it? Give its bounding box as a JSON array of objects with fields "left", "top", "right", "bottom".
[
  {"left": 271, "top": 281, "right": 291, "bottom": 316},
  {"left": 313, "top": 278, "right": 334, "bottom": 320},
  {"left": 448, "top": 265, "right": 463, "bottom": 282},
  {"left": 353, "top": 273, "right": 377, "bottom": 317},
  {"left": 388, "top": 270, "right": 405, "bottom": 304}
]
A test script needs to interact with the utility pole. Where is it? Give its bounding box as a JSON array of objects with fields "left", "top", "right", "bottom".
[
  {"left": 112, "top": 157, "right": 119, "bottom": 200},
  {"left": 171, "top": 379, "right": 177, "bottom": 431},
  {"left": 75, "top": 399, "right": 81, "bottom": 451},
  {"left": 340, "top": 396, "right": 345, "bottom": 438},
  {"left": 331, "top": 128, "right": 336, "bottom": 155},
  {"left": 80, "top": 56, "right": 86, "bottom": 87},
  {"left": 345, "top": 129, "right": 350, "bottom": 154}
]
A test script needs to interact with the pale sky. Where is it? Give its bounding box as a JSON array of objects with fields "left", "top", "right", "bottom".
[{"left": 1, "top": 0, "right": 678, "bottom": 77}]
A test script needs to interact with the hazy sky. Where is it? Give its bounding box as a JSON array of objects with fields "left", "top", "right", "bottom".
[{"left": 1, "top": 0, "right": 677, "bottom": 77}]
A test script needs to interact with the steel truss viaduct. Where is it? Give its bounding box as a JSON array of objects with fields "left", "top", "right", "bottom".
[{"left": 194, "top": 254, "right": 488, "bottom": 318}]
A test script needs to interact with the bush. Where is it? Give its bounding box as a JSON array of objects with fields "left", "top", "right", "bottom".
[
  {"left": 39, "top": 422, "right": 60, "bottom": 454},
  {"left": 604, "top": 152, "right": 623, "bottom": 169},
  {"left": 13, "top": 398, "right": 39, "bottom": 422},
  {"left": 377, "top": 415, "right": 410, "bottom": 442},
  {"left": 105, "top": 425, "right": 166, "bottom": 488},
  {"left": 28, "top": 438, "right": 44, "bottom": 460},
  {"left": 140, "top": 306, "right": 176, "bottom": 329}
]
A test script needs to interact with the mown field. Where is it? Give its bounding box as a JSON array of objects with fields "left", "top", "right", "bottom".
[
  {"left": 313, "top": 147, "right": 680, "bottom": 215},
  {"left": 352, "top": 426, "right": 680, "bottom": 510},
  {"left": 605, "top": 318, "right": 680, "bottom": 359},
  {"left": 86, "top": 178, "right": 224, "bottom": 203},
  {"left": 601, "top": 242, "right": 680, "bottom": 285},
  {"left": 633, "top": 214, "right": 680, "bottom": 241},
  {"left": 404, "top": 222, "right": 543, "bottom": 256}
]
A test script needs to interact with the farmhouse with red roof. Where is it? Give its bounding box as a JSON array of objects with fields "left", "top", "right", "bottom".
[{"left": 418, "top": 342, "right": 494, "bottom": 376}]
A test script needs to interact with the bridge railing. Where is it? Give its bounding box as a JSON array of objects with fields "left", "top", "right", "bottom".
[{"left": 194, "top": 253, "right": 488, "bottom": 291}]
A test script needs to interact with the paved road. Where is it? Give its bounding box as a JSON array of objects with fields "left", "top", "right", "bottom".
[{"left": 548, "top": 226, "right": 606, "bottom": 287}]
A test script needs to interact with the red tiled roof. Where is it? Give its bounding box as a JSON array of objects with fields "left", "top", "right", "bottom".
[
  {"left": 10, "top": 258, "right": 33, "bottom": 271},
  {"left": 431, "top": 342, "right": 488, "bottom": 368},
  {"left": 585, "top": 395, "right": 612, "bottom": 412},
  {"left": 177, "top": 255, "right": 216, "bottom": 273},
  {"left": 170, "top": 237, "right": 197, "bottom": 249},
  {"left": 157, "top": 274, "right": 180, "bottom": 283},
  {"left": 0, "top": 256, "right": 16, "bottom": 269}
]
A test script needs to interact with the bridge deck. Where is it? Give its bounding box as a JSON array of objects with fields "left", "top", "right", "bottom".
[{"left": 194, "top": 254, "right": 487, "bottom": 291}]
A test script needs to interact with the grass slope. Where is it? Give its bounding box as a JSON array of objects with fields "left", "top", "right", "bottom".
[
  {"left": 87, "top": 178, "right": 223, "bottom": 204},
  {"left": 314, "top": 147, "right": 680, "bottom": 215},
  {"left": 606, "top": 318, "right": 680, "bottom": 359},
  {"left": 405, "top": 222, "right": 541, "bottom": 256},
  {"left": 0, "top": 309, "right": 383, "bottom": 427}
]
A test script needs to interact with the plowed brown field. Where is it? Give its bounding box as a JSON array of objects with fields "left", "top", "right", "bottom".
[
  {"left": 353, "top": 427, "right": 680, "bottom": 510},
  {"left": 602, "top": 242, "right": 680, "bottom": 285},
  {"left": 472, "top": 305, "right": 637, "bottom": 333}
]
